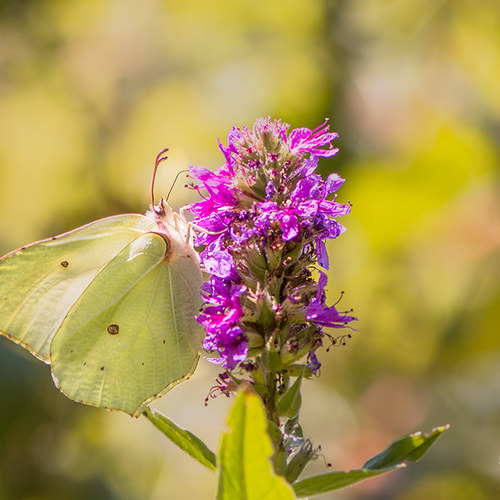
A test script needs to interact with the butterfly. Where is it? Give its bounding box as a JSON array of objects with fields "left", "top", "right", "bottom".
[{"left": 0, "top": 150, "right": 204, "bottom": 416}]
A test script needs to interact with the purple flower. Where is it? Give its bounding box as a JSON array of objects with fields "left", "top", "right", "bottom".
[
  {"left": 306, "top": 271, "right": 356, "bottom": 328},
  {"left": 253, "top": 202, "right": 300, "bottom": 241},
  {"left": 197, "top": 277, "right": 248, "bottom": 369},
  {"left": 307, "top": 351, "right": 322, "bottom": 374},
  {"left": 316, "top": 238, "right": 329, "bottom": 269},
  {"left": 289, "top": 120, "right": 339, "bottom": 158},
  {"left": 188, "top": 117, "right": 355, "bottom": 371},
  {"left": 201, "top": 249, "right": 236, "bottom": 280}
]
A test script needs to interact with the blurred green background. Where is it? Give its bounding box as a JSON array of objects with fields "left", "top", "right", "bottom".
[{"left": 0, "top": 0, "right": 499, "bottom": 498}]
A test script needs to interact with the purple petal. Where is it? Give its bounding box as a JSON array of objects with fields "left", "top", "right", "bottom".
[
  {"left": 318, "top": 200, "right": 351, "bottom": 217},
  {"left": 279, "top": 213, "right": 299, "bottom": 241},
  {"left": 288, "top": 120, "right": 340, "bottom": 158},
  {"left": 202, "top": 250, "right": 236, "bottom": 279},
  {"left": 307, "top": 351, "right": 322, "bottom": 373},
  {"left": 316, "top": 270, "right": 328, "bottom": 299},
  {"left": 324, "top": 173, "right": 345, "bottom": 195},
  {"left": 306, "top": 301, "right": 357, "bottom": 328},
  {"left": 265, "top": 181, "right": 276, "bottom": 199},
  {"left": 300, "top": 155, "right": 319, "bottom": 177},
  {"left": 297, "top": 200, "right": 320, "bottom": 218},
  {"left": 189, "top": 165, "right": 217, "bottom": 183},
  {"left": 316, "top": 238, "right": 329, "bottom": 269},
  {"left": 291, "top": 175, "right": 321, "bottom": 201}
]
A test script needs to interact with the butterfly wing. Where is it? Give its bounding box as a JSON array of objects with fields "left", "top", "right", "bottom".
[
  {"left": 0, "top": 214, "right": 157, "bottom": 361},
  {"left": 50, "top": 231, "right": 204, "bottom": 416}
]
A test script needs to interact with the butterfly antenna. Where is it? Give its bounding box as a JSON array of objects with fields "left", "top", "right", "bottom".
[
  {"left": 166, "top": 169, "right": 190, "bottom": 202},
  {"left": 151, "top": 148, "right": 170, "bottom": 207}
]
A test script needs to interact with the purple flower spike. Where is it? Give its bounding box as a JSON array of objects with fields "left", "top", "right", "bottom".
[{"left": 188, "top": 117, "right": 355, "bottom": 371}]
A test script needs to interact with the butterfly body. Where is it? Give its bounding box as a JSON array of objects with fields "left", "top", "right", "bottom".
[{"left": 0, "top": 199, "right": 204, "bottom": 416}]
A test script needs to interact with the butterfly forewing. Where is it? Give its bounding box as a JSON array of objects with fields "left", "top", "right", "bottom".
[{"left": 0, "top": 215, "right": 156, "bottom": 361}]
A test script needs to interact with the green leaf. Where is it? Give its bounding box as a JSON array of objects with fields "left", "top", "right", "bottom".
[
  {"left": 363, "top": 424, "right": 450, "bottom": 469},
  {"left": 293, "top": 425, "right": 449, "bottom": 498},
  {"left": 285, "top": 442, "right": 314, "bottom": 484},
  {"left": 294, "top": 468, "right": 400, "bottom": 496},
  {"left": 282, "top": 418, "right": 310, "bottom": 483},
  {"left": 277, "top": 370, "right": 303, "bottom": 419},
  {"left": 217, "top": 388, "right": 296, "bottom": 500},
  {"left": 143, "top": 407, "right": 216, "bottom": 471}
]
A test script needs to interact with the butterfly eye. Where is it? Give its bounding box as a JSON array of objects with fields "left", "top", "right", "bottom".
[
  {"left": 60, "top": 261, "right": 69, "bottom": 268},
  {"left": 107, "top": 324, "right": 119, "bottom": 335}
]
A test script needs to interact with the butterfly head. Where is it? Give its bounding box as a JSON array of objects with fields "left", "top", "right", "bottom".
[
  {"left": 150, "top": 196, "right": 173, "bottom": 219},
  {"left": 146, "top": 198, "right": 199, "bottom": 264}
]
